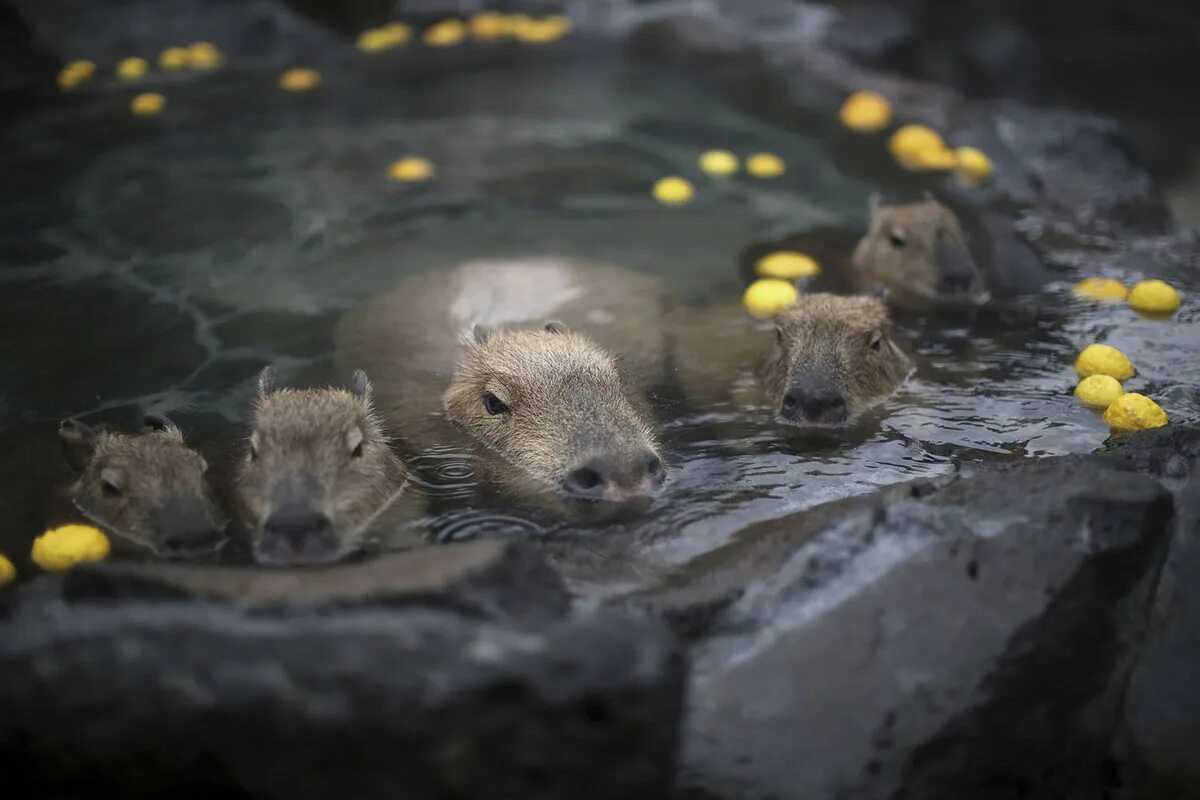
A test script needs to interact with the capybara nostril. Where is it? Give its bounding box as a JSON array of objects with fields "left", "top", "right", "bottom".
[
  {"left": 783, "top": 388, "right": 847, "bottom": 424},
  {"left": 564, "top": 451, "right": 665, "bottom": 500},
  {"left": 802, "top": 391, "right": 847, "bottom": 423},
  {"left": 159, "top": 525, "right": 227, "bottom": 557},
  {"left": 263, "top": 510, "right": 335, "bottom": 553},
  {"left": 563, "top": 462, "right": 607, "bottom": 499}
]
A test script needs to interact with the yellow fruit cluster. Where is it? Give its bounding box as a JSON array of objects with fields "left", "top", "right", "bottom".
[
  {"left": 1073, "top": 277, "right": 1182, "bottom": 316},
  {"left": 369, "top": 14, "right": 572, "bottom": 48},
  {"left": 159, "top": 42, "right": 224, "bottom": 70},
  {"left": 57, "top": 59, "right": 96, "bottom": 90},
  {"left": 886, "top": 125, "right": 992, "bottom": 185},
  {"left": 1072, "top": 344, "right": 1168, "bottom": 434},
  {"left": 358, "top": 22, "right": 411, "bottom": 52}
]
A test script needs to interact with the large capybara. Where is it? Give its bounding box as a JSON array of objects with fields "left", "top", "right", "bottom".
[
  {"left": 670, "top": 292, "right": 913, "bottom": 426},
  {"left": 235, "top": 368, "right": 410, "bottom": 566},
  {"left": 335, "top": 258, "right": 669, "bottom": 503}
]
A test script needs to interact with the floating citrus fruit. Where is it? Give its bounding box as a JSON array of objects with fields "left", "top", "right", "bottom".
[
  {"left": 699, "top": 149, "right": 739, "bottom": 176},
  {"left": 31, "top": 524, "right": 111, "bottom": 572},
  {"left": 1074, "top": 343, "right": 1134, "bottom": 381},
  {"left": 889, "top": 124, "right": 954, "bottom": 171},
  {"left": 755, "top": 252, "right": 820, "bottom": 280},
  {"left": 279, "top": 68, "right": 321, "bottom": 92},
  {"left": 1074, "top": 375, "right": 1124, "bottom": 410},
  {"left": 158, "top": 46, "right": 189, "bottom": 70},
  {"left": 953, "top": 146, "right": 993, "bottom": 186},
  {"left": 116, "top": 57, "right": 149, "bottom": 82},
  {"left": 1128, "top": 279, "right": 1181, "bottom": 315},
  {"left": 388, "top": 157, "right": 435, "bottom": 182},
  {"left": 839, "top": 91, "right": 892, "bottom": 132},
  {"left": 186, "top": 41, "right": 223, "bottom": 69},
  {"left": 746, "top": 153, "right": 785, "bottom": 178},
  {"left": 743, "top": 279, "right": 799, "bottom": 319},
  {"left": 130, "top": 92, "right": 166, "bottom": 116},
  {"left": 1104, "top": 393, "right": 1168, "bottom": 434},
  {"left": 1073, "top": 277, "right": 1128, "bottom": 303},
  {"left": 424, "top": 19, "right": 467, "bottom": 47},
  {"left": 652, "top": 176, "right": 695, "bottom": 206}
]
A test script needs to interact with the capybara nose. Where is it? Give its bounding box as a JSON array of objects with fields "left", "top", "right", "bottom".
[
  {"left": 934, "top": 238, "right": 981, "bottom": 297},
  {"left": 159, "top": 525, "right": 227, "bottom": 558},
  {"left": 261, "top": 510, "right": 337, "bottom": 564},
  {"left": 937, "top": 272, "right": 979, "bottom": 295},
  {"left": 563, "top": 450, "right": 665, "bottom": 501},
  {"left": 782, "top": 389, "right": 847, "bottom": 424}
]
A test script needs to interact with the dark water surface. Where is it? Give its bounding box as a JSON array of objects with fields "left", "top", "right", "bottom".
[{"left": 2, "top": 42, "right": 1197, "bottom": 592}]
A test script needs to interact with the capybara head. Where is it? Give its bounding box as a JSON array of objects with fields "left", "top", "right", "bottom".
[
  {"left": 851, "top": 196, "right": 987, "bottom": 304},
  {"left": 59, "top": 415, "right": 227, "bottom": 557},
  {"left": 237, "top": 368, "right": 406, "bottom": 566},
  {"left": 443, "top": 322, "right": 665, "bottom": 503},
  {"left": 759, "top": 293, "right": 913, "bottom": 425}
]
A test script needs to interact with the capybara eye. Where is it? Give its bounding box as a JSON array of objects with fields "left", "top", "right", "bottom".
[
  {"left": 775, "top": 327, "right": 784, "bottom": 345},
  {"left": 483, "top": 392, "right": 510, "bottom": 415},
  {"left": 869, "top": 330, "right": 884, "bottom": 351},
  {"left": 101, "top": 480, "right": 122, "bottom": 498},
  {"left": 249, "top": 443, "right": 258, "bottom": 461},
  {"left": 351, "top": 441, "right": 364, "bottom": 459},
  {"left": 647, "top": 456, "right": 662, "bottom": 475},
  {"left": 887, "top": 231, "right": 906, "bottom": 248}
]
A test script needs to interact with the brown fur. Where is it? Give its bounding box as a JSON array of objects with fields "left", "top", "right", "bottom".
[
  {"left": 851, "top": 198, "right": 986, "bottom": 305},
  {"left": 60, "top": 416, "right": 227, "bottom": 556},
  {"left": 335, "top": 258, "right": 669, "bottom": 500},
  {"left": 443, "top": 326, "right": 662, "bottom": 491},
  {"left": 236, "top": 369, "right": 408, "bottom": 564},
  {"left": 669, "top": 294, "right": 912, "bottom": 424},
  {"left": 759, "top": 294, "right": 913, "bottom": 422}
]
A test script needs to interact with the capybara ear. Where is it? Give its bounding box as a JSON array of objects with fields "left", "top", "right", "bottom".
[
  {"left": 471, "top": 324, "right": 492, "bottom": 345},
  {"left": 257, "top": 366, "right": 277, "bottom": 398},
  {"left": 59, "top": 418, "right": 98, "bottom": 472},
  {"left": 142, "top": 413, "right": 183, "bottom": 440},
  {"left": 350, "top": 369, "right": 373, "bottom": 405},
  {"left": 544, "top": 320, "right": 570, "bottom": 335},
  {"left": 867, "top": 191, "right": 882, "bottom": 219}
]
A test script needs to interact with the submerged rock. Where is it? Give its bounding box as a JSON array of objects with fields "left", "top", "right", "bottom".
[{"left": 63, "top": 539, "right": 570, "bottom": 622}]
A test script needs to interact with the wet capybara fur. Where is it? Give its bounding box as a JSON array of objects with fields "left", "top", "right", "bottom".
[
  {"left": 236, "top": 368, "right": 408, "bottom": 566},
  {"left": 851, "top": 197, "right": 987, "bottom": 306},
  {"left": 670, "top": 293, "right": 913, "bottom": 426},
  {"left": 336, "top": 258, "right": 669, "bottom": 504},
  {"left": 60, "top": 415, "right": 228, "bottom": 557}
]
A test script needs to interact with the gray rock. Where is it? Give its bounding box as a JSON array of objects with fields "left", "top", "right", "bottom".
[
  {"left": 621, "top": 450, "right": 1181, "bottom": 799},
  {"left": 63, "top": 540, "right": 571, "bottom": 623},
  {"left": 0, "top": 602, "right": 684, "bottom": 800},
  {"left": 945, "top": 105, "right": 1174, "bottom": 238},
  {"left": 1111, "top": 454, "right": 1200, "bottom": 798}
]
